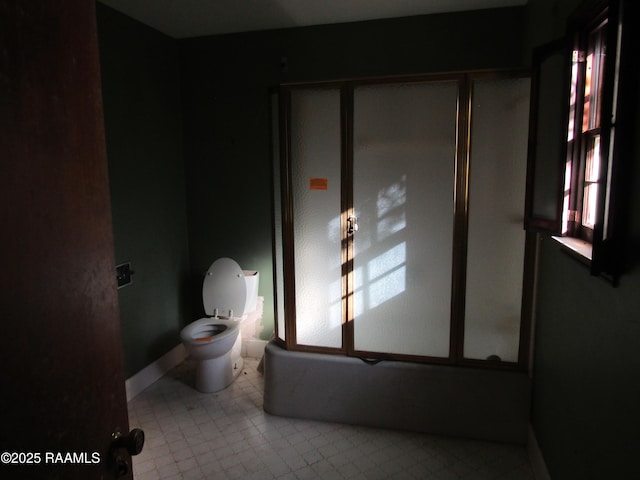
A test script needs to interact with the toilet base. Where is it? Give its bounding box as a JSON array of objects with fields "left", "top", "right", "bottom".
[
  {"left": 194, "top": 333, "right": 244, "bottom": 393},
  {"left": 195, "top": 353, "right": 232, "bottom": 393}
]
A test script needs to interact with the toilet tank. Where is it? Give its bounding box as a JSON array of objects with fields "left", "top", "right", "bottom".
[{"left": 243, "top": 270, "right": 259, "bottom": 315}]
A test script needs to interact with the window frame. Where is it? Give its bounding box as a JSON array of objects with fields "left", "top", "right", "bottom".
[
  {"left": 564, "top": 9, "right": 609, "bottom": 244},
  {"left": 525, "top": 0, "right": 637, "bottom": 284}
]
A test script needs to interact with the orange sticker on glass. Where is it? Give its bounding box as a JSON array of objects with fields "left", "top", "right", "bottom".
[{"left": 309, "top": 178, "right": 328, "bottom": 190}]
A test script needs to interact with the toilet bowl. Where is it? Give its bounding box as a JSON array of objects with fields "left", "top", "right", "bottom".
[{"left": 180, "top": 257, "right": 259, "bottom": 392}]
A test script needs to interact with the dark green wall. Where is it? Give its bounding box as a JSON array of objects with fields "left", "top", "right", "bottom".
[
  {"left": 97, "top": 4, "right": 191, "bottom": 377},
  {"left": 526, "top": 1, "right": 640, "bottom": 478},
  {"left": 179, "top": 7, "right": 526, "bottom": 336}
]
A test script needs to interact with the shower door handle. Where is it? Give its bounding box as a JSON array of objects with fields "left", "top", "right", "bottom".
[{"left": 347, "top": 216, "right": 358, "bottom": 235}]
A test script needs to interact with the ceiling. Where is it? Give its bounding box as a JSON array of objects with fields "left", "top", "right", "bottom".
[{"left": 98, "top": 0, "right": 528, "bottom": 39}]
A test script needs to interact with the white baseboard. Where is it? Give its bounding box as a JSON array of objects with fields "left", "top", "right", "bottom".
[
  {"left": 125, "top": 343, "right": 187, "bottom": 402},
  {"left": 125, "top": 339, "right": 266, "bottom": 402},
  {"left": 528, "top": 425, "right": 551, "bottom": 480}
]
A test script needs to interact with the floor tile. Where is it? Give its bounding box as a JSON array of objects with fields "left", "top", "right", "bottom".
[{"left": 129, "top": 358, "right": 535, "bottom": 479}]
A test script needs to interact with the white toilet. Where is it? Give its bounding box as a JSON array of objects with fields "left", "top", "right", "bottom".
[{"left": 180, "top": 257, "right": 259, "bottom": 392}]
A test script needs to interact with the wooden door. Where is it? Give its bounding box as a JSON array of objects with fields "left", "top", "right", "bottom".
[{"left": 0, "top": 1, "right": 136, "bottom": 478}]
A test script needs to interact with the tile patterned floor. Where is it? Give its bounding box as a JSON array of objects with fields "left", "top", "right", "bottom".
[{"left": 128, "top": 357, "right": 535, "bottom": 479}]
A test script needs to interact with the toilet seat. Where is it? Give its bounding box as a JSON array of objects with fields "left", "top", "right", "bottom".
[
  {"left": 180, "top": 318, "right": 238, "bottom": 345},
  {"left": 202, "top": 257, "right": 247, "bottom": 318}
]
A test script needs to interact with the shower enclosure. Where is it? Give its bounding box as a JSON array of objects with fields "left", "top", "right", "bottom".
[
  {"left": 272, "top": 71, "right": 533, "bottom": 369},
  {"left": 267, "top": 71, "right": 533, "bottom": 442}
]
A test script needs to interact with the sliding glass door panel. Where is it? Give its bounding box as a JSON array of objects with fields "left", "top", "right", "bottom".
[
  {"left": 271, "top": 93, "right": 286, "bottom": 342},
  {"left": 351, "top": 82, "right": 459, "bottom": 358},
  {"left": 290, "top": 88, "right": 344, "bottom": 349},
  {"left": 463, "top": 77, "right": 530, "bottom": 362}
]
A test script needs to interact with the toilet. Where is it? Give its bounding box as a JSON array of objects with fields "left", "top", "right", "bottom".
[{"left": 180, "top": 257, "right": 259, "bottom": 392}]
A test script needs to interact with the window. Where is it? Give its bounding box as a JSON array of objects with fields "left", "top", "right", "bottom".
[
  {"left": 525, "top": 0, "right": 637, "bottom": 284},
  {"left": 563, "top": 13, "right": 611, "bottom": 243}
]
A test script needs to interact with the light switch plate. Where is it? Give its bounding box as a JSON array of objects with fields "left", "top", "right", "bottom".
[{"left": 116, "top": 262, "right": 133, "bottom": 289}]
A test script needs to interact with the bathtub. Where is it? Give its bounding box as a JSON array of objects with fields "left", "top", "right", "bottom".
[{"left": 263, "top": 341, "right": 530, "bottom": 444}]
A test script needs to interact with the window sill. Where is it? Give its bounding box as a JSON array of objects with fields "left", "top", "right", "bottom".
[{"left": 551, "top": 236, "right": 593, "bottom": 263}]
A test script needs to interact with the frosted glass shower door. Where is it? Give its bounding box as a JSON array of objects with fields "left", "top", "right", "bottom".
[
  {"left": 351, "top": 81, "right": 459, "bottom": 358},
  {"left": 290, "top": 88, "right": 343, "bottom": 349},
  {"left": 463, "top": 77, "right": 530, "bottom": 362}
]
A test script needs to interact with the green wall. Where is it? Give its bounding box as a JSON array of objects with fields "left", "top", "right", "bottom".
[
  {"left": 525, "top": 1, "right": 640, "bottom": 478},
  {"left": 179, "top": 7, "right": 526, "bottom": 337},
  {"left": 97, "top": 4, "right": 191, "bottom": 377}
]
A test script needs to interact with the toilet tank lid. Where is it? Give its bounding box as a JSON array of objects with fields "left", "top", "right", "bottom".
[{"left": 202, "top": 257, "right": 247, "bottom": 317}]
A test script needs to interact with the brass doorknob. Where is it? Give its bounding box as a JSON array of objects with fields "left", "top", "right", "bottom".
[
  {"left": 110, "top": 428, "right": 145, "bottom": 478},
  {"left": 112, "top": 428, "right": 145, "bottom": 456}
]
